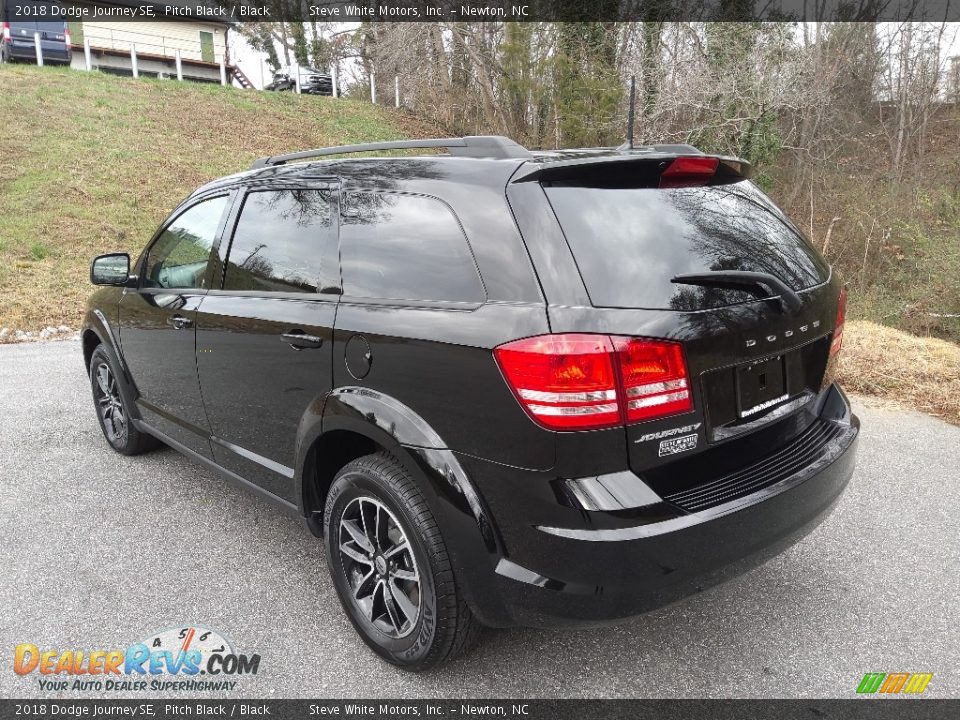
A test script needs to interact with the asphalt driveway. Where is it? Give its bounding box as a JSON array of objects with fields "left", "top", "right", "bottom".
[{"left": 1, "top": 338, "right": 958, "bottom": 699}]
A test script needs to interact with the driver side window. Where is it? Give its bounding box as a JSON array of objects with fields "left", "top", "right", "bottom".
[{"left": 143, "top": 195, "right": 229, "bottom": 289}]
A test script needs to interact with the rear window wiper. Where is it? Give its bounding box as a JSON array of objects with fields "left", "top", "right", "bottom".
[{"left": 670, "top": 271, "right": 803, "bottom": 312}]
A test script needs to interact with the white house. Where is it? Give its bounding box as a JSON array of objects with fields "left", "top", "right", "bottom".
[{"left": 62, "top": 0, "right": 251, "bottom": 86}]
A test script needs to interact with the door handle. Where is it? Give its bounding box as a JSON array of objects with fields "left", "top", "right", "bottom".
[
  {"left": 281, "top": 330, "right": 323, "bottom": 350},
  {"left": 167, "top": 315, "right": 193, "bottom": 330}
]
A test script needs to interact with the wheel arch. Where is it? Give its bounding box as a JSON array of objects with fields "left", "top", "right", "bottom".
[
  {"left": 82, "top": 328, "right": 102, "bottom": 371},
  {"left": 82, "top": 309, "right": 143, "bottom": 421},
  {"left": 82, "top": 309, "right": 125, "bottom": 372},
  {"left": 296, "top": 387, "right": 512, "bottom": 627}
]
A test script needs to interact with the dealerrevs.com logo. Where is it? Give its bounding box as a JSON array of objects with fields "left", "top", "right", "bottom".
[{"left": 13, "top": 626, "right": 261, "bottom": 693}]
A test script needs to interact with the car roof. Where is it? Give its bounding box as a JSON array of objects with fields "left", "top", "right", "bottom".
[
  {"left": 186, "top": 137, "right": 746, "bottom": 201},
  {"left": 189, "top": 154, "right": 527, "bottom": 198}
]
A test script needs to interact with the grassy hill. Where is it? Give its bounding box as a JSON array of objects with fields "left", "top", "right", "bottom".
[
  {"left": 2, "top": 64, "right": 957, "bottom": 424},
  {"left": 0, "top": 64, "right": 428, "bottom": 333}
]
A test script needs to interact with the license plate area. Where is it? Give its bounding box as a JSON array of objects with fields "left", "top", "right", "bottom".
[
  {"left": 700, "top": 336, "right": 831, "bottom": 443},
  {"left": 736, "top": 354, "right": 787, "bottom": 419}
]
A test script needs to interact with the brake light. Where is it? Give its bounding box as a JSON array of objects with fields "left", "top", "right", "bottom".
[
  {"left": 64, "top": 26, "right": 71, "bottom": 45},
  {"left": 2, "top": 23, "right": 11, "bottom": 42},
  {"left": 494, "top": 334, "right": 692, "bottom": 430},
  {"left": 613, "top": 337, "right": 693, "bottom": 422},
  {"left": 660, "top": 156, "right": 719, "bottom": 188},
  {"left": 493, "top": 335, "right": 620, "bottom": 429},
  {"left": 830, "top": 287, "right": 847, "bottom": 356}
]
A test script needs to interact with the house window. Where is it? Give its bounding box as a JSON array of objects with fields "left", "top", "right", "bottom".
[{"left": 199, "top": 31, "right": 214, "bottom": 63}]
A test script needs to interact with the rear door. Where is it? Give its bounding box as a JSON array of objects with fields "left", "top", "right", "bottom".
[
  {"left": 535, "top": 168, "right": 840, "bottom": 491},
  {"left": 195, "top": 183, "right": 339, "bottom": 503},
  {"left": 119, "top": 192, "right": 232, "bottom": 458},
  {"left": 5, "top": 1, "right": 69, "bottom": 61}
]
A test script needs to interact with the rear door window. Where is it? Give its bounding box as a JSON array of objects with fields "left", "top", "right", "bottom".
[
  {"left": 339, "top": 192, "right": 485, "bottom": 304},
  {"left": 221, "top": 189, "right": 338, "bottom": 294},
  {"left": 544, "top": 180, "right": 828, "bottom": 310}
]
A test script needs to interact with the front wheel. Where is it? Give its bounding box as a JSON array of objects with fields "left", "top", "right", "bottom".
[
  {"left": 88, "top": 345, "right": 158, "bottom": 456},
  {"left": 324, "top": 453, "right": 481, "bottom": 670}
]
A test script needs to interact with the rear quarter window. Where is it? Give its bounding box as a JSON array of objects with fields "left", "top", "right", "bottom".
[
  {"left": 339, "top": 192, "right": 485, "bottom": 305},
  {"left": 544, "top": 180, "right": 829, "bottom": 310}
]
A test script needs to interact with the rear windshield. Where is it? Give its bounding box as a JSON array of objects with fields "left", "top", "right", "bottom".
[
  {"left": 6, "top": 1, "right": 65, "bottom": 31},
  {"left": 544, "top": 180, "right": 828, "bottom": 310}
]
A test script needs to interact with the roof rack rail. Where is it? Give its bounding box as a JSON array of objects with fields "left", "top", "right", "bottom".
[{"left": 250, "top": 135, "right": 531, "bottom": 169}]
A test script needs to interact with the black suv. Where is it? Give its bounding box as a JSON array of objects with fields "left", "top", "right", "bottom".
[{"left": 84, "top": 136, "right": 858, "bottom": 670}]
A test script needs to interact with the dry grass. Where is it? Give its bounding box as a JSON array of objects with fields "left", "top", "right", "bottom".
[
  {"left": 840, "top": 320, "right": 960, "bottom": 425},
  {"left": 0, "top": 64, "right": 431, "bottom": 335}
]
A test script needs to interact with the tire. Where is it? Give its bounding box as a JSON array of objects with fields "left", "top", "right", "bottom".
[
  {"left": 88, "top": 345, "right": 158, "bottom": 456},
  {"left": 324, "top": 452, "right": 481, "bottom": 671}
]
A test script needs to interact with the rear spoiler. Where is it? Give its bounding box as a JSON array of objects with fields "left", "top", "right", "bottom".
[{"left": 512, "top": 153, "right": 752, "bottom": 185}]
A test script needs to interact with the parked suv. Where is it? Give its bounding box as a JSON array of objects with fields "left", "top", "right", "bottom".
[
  {"left": 1, "top": 0, "right": 72, "bottom": 65},
  {"left": 83, "top": 136, "right": 858, "bottom": 670}
]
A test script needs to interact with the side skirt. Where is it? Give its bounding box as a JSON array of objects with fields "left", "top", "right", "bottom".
[{"left": 134, "top": 419, "right": 303, "bottom": 520}]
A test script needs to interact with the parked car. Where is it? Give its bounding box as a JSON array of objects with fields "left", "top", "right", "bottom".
[
  {"left": 1, "top": 0, "right": 71, "bottom": 65},
  {"left": 83, "top": 136, "right": 858, "bottom": 671},
  {"left": 265, "top": 65, "right": 334, "bottom": 95}
]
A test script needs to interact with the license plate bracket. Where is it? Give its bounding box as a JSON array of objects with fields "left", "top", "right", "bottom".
[{"left": 736, "top": 354, "right": 787, "bottom": 419}]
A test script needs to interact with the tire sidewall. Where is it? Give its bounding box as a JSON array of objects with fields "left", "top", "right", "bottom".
[
  {"left": 325, "top": 468, "right": 440, "bottom": 667},
  {"left": 89, "top": 345, "right": 133, "bottom": 453}
]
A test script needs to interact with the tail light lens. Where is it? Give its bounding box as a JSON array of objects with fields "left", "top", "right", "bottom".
[
  {"left": 2, "top": 23, "right": 11, "bottom": 42},
  {"left": 613, "top": 337, "right": 693, "bottom": 422},
  {"left": 493, "top": 334, "right": 620, "bottom": 429},
  {"left": 64, "top": 27, "right": 71, "bottom": 45},
  {"left": 830, "top": 287, "right": 847, "bottom": 356},
  {"left": 494, "top": 334, "right": 692, "bottom": 431}
]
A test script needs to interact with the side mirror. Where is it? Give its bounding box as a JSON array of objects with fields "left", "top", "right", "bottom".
[{"left": 90, "top": 253, "right": 133, "bottom": 287}]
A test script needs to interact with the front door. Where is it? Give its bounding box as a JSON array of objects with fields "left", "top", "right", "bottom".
[
  {"left": 118, "top": 193, "right": 232, "bottom": 458},
  {"left": 195, "top": 184, "right": 340, "bottom": 503}
]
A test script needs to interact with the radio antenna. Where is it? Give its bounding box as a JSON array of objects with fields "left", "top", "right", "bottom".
[{"left": 625, "top": 75, "right": 636, "bottom": 150}]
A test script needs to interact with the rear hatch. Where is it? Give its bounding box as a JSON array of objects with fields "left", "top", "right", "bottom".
[
  {"left": 5, "top": 2, "right": 68, "bottom": 56},
  {"left": 537, "top": 155, "right": 842, "bottom": 499}
]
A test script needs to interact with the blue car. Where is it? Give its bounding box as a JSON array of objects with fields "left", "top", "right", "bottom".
[{"left": 1, "top": 0, "right": 72, "bottom": 65}]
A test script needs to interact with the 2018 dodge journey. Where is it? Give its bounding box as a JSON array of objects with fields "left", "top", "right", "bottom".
[{"left": 83, "top": 135, "right": 859, "bottom": 670}]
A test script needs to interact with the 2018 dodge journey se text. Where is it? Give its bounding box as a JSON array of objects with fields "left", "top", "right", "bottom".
[{"left": 83, "top": 136, "right": 859, "bottom": 670}]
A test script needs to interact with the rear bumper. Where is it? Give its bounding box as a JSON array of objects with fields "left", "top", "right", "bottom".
[
  {"left": 460, "top": 385, "right": 858, "bottom": 628},
  {"left": 4, "top": 40, "right": 71, "bottom": 64}
]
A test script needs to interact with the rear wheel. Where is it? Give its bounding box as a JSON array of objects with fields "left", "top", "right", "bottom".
[
  {"left": 324, "top": 452, "right": 481, "bottom": 670},
  {"left": 89, "top": 345, "right": 157, "bottom": 456}
]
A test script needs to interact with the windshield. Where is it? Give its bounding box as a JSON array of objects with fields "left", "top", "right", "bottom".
[{"left": 544, "top": 180, "right": 828, "bottom": 310}]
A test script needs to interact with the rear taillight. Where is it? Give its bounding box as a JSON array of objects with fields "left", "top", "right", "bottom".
[
  {"left": 613, "top": 337, "right": 693, "bottom": 422},
  {"left": 64, "top": 26, "right": 71, "bottom": 45},
  {"left": 493, "top": 334, "right": 620, "bottom": 430},
  {"left": 660, "top": 156, "right": 719, "bottom": 188},
  {"left": 830, "top": 287, "right": 847, "bottom": 356},
  {"left": 2, "top": 23, "right": 11, "bottom": 42},
  {"left": 494, "top": 334, "right": 692, "bottom": 431}
]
